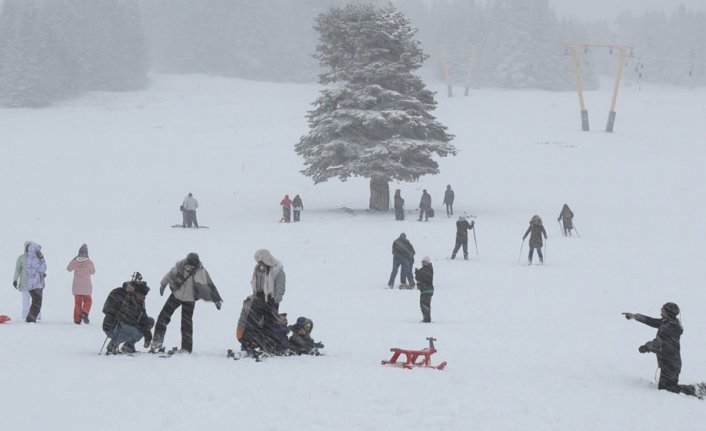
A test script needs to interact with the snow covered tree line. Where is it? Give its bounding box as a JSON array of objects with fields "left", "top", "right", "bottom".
[
  {"left": 296, "top": 3, "right": 455, "bottom": 210},
  {"left": 0, "top": 0, "right": 147, "bottom": 107}
]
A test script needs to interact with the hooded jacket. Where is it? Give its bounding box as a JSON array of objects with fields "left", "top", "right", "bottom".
[
  {"left": 25, "top": 243, "right": 47, "bottom": 291},
  {"left": 161, "top": 259, "right": 222, "bottom": 303},
  {"left": 634, "top": 314, "right": 682, "bottom": 369},
  {"left": 523, "top": 217, "right": 547, "bottom": 248},
  {"left": 13, "top": 241, "right": 32, "bottom": 292},
  {"left": 251, "top": 249, "right": 286, "bottom": 303}
]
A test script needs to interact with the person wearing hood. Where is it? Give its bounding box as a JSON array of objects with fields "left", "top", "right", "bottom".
[
  {"left": 393, "top": 189, "right": 405, "bottom": 221},
  {"left": 151, "top": 252, "right": 223, "bottom": 353},
  {"left": 280, "top": 195, "right": 292, "bottom": 223},
  {"left": 451, "top": 216, "right": 475, "bottom": 260},
  {"left": 103, "top": 279, "right": 154, "bottom": 354},
  {"left": 66, "top": 244, "right": 96, "bottom": 325},
  {"left": 24, "top": 243, "right": 47, "bottom": 323},
  {"left": 557, "top": 204, "right": 575, "bottom": 236},
  {"left": 418, "top": 190, "right": 432, "bottom": 222},
  {"left": 292, "top": 195, "right": 303, "bottom": 222},
  {"left": 388, "top": 233, "right": 415, "bottom": 289},
  {"left": 522, "top": 215, "right": 547, "bottom": 264},
  {"left": 182, "top": 193, "right": 199, "bottom": 228},
  {"left": 251, "top": 249, "right": 286, "bottom": 311},
  {"left": 13, "top": 241, "right": 41, "bottom": 321},
  {"left": 623, "top": 303, "right": 698, "bottom": 397}
]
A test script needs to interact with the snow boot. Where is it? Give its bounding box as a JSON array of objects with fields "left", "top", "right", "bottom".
[
  {"left": 121, "top": 343, "right": 136, "bottom": 354},
  {"left": 80, "top": 312, "right": 90, "bottom": 324}
]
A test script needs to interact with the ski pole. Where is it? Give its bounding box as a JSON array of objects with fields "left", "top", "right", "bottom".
[
  {"left": 558, "top": 220, "right": 564, "bottom": 236},
  {"left": 517, "top": 238, "right": 525, "bottom": 263},
  {"left": 543, "top": 237, "right": 548, "bottom": 261},
  {"left": 472, "top": 226, "right": 479, "bottom": 255},
  {"left": 99, "top": 272, "right": 142, "bottom": 355},
  {"left": 573, "top": 223, "right": 581, "bottom": 238}
]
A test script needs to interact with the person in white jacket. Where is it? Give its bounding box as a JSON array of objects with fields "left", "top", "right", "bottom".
[
  {"left": 182, "top": 193, "right": 199, "bottom": 228},
  {"left": 13, "top": 241, "right": 41, "bottom": 321}
]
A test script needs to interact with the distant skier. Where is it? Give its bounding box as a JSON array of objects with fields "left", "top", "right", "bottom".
[
  {"left": 522, "top": 215, "right": 547, "bottom": 264},
  {"left": 280, "top": 195, "right": 292, "bottom": 223},
  {"left": 451, "top": 216, "right": 475, "bottom": 260},
  {"left": 623, "top": 303, "right": 699, "bottom": 397},
  {"left": 414, "top": 256, "right": 434, "bottom": 323},
  {"left": 393, "top": 189, "right": 405, "bottom": 221},
  {"left": 443, "top": 185, "right": 455, "bottom": 217},
  {"left": 387, "top": 233, "right": 415, "bottom": 289},
  {"left": 557, "top": 204, "right": 574, "bottom": 236},
  {"left": 152, "top": 252, "right": 223, "bottom": 353},
  {"left": 66, "top": 243, "right": 95, "bottom": 325},
  {"left": 182, "top": 193, "right": 199, "bottom": 228},
  {"left": 418, "top": 189, "right": 432, "bottom": 222},
  {"left": 102, "top": 279, "right": 154, "bottom": 354},
  {"left": 24, "top": 243, "right": 47, "bottom": 323},
  {"left": 292, "top": 194, "right": 303, "bottom": 222}
]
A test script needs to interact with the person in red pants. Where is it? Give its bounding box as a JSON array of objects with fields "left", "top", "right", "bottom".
[{"left": 67, "top": 244, "right": 95, "bottom": 324}]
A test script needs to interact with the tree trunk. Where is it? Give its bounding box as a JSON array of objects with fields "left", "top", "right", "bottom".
[{"left": 369, "top": 177, "right": 390, "bottom": 211}]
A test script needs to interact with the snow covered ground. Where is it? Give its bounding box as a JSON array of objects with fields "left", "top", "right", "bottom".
[{"left": 2, "top": 74, "right": 706, "bottom": 430}]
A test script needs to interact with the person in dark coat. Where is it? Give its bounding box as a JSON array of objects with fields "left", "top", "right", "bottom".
[
  {"left": 418, "top": 190, "right": 432, "bottom": 222},
  {"left": 288, "top": 317, "right": 323, "bottom": 355},
  {"left": 623, "top": 303, "right": 698, "bottom": 397},
  {"left": 414, "top": 256, "right": 434, "bottom": 323},
  {"left": 393, "top": 189, "right": 405, "bottom": 221},
  {"left": 292, "top": 195, "right": 303, "bottom": 222},
  {"left": 522, "top": 215, "right": 547, "bottom": 264},
  {"left": 557, "top": 204, "right": 574, "bottom": 236},
  {"left": 443, "top": 185, "right": 455, "bottom": 217},
  {"left": 102, "top": 280, "right": 154, "bottom": 354},
  {"left": 451, "top": 216, "right": 475, "bottom": 260},
  {"left": 388, "top": 233, "right": 415, "bottom": 289},
  {"left": 152, "top": 253, "right": 223, "bottom": 353}
]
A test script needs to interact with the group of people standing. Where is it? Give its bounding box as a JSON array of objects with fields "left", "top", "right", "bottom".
[
  {"left": 393, "top": 185, "right": 456, "bottom": 222},
  {"left": 280, "top": 194, "right": 303, "bottom": 223}
]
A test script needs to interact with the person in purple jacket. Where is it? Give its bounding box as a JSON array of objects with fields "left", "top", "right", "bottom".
[{"left": 25, "top": 243, "right": 47, "bottom": 323}]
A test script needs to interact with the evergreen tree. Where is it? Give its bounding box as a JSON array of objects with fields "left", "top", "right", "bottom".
[{"left": 297, "top": 3, "right": 455, "bottom": 211}]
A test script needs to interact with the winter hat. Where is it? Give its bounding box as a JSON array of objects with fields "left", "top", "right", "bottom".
[
  {"left": 78, "top": 244, "right": 88, "bottom": 258},
  {"left": 422, "top": 256, "right": 431, "bottom": 264},
  {"left": 399, "top": 233, "right": 406, "bottom": 240},
  {"left": 133, "top": 281, "right": 150, "bottom": 296},
  {"left": 295, "top": 317, "right": 313, "bottom": 334},
  {"left": 458, "top": 216, "right": 466, "bottom": 222},
  {"left": 530, "top": 215, "right": 542, "bottom": 225},
  {"left": 254, "top": 249, "right": 276, "bottom": 267},
  {"left": 186, "top": 252, "right": 200, "bottom": 267},
  {"left": 662, "top": 302, "right": 680, "bottom": 318}
]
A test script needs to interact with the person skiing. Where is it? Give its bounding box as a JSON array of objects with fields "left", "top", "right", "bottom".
[
  {"left": 414, "top": 256, "right": 434, "bottom": 323},
  {"left": 623, "top": 303, "right": 698, "bottom": 397},
  {"left": 13, "top": 241, "right": 41, "bottom": 321},
  {"left": 451, "top": 216, "right": 475, "bottom": 260},
  {"left": 522, "top": 215, "right": 547, "bottom": 264},
  {"left": 393, "top": 189, "right": 405, "bottom": 221},
  {"left": 152, "top": 252, "right": 223, "bottom": 353},
  {"left": 418, "top": 189, "right": 432, "bottom": 222},
  {"left": 25, "top": 243, "right": 47, "bottom": 323},
  {"left": 443, "top": 185, "right": 455, "bottom": 217},
  {"left": 280, "top": 195, "right": 292, "bottom": 223},
  {"left": 102, "top": 279, "right": 154, "bottom": 354},
  {"left": 292, "top": 194, "right": 303, "bottom": 222},
  {"left": 66, "top": 243, "right": 95, "bottom": 324},
  {"left": 557, "top": 204, "right": 575, "bottom": 236},
  {"left": 387, "top": 233, "right": 415, "bottom": 289},
  {"left": 182, "top": 193, "right": 199, "bottom": 228}
]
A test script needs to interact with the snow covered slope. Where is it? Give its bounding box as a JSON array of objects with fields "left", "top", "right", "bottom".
[{"left": 2, "top": 75, "right": 706, "bottom": 430}]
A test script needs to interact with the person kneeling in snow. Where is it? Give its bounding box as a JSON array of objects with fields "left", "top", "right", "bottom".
[
  {"left": 623, "top": 302, "right": 699, "bottom": 397},
  {"left": 102, "top": 280, "right": 154, "bottom": 354},
  {"left": 288, "top": 317, "right": 324, "bottom": 355}
]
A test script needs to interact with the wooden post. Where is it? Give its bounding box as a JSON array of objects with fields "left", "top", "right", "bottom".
[
  {"left": 606, "top": 46, "right": 627, "bottom": 132},
  {"left": 568, "top": 45, "right": 589, "bottom": 131}
]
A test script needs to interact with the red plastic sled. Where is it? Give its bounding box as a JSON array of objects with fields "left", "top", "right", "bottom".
[
  {"left": 0, "top": 315, "right": 11, "bottom": 324},
  {"left": 381, "top": 337, "right": 447, "bottom": 370}
]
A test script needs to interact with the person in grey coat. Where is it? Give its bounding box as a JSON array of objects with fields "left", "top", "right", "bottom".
[
  {"left": 443, "top": 185, "right": 455, "bottom": 217},
  {"left": 418, "top": 190, "right": 432, "bottom": 222},
  {"left": 152, "top": 252, "right": 222, "bottom": 353}
]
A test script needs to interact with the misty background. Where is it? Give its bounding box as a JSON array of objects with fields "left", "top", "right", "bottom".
[{"left": 0, "top": 0, "right": 704, "bottom": 107}]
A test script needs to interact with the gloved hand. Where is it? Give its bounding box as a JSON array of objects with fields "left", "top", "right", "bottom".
[
  {"left": 13, "top": 280, "right": 18, "bottom": 289},
  {"left": 622, "top": 312, "right": 634, "bottom": 320},
  {"left": 159, "top": 285, "right": 166, "bottom": 296},
  {"left": 314, "top": 342, "right": 324, "bottom": 349},
  {"left": 638, "top": 344, "right": 649, "bottom": 353},
  {"left": 215, "top": 301, "right": 222, "bottom": 310}
]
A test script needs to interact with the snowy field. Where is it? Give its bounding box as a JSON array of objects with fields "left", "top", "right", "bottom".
[{"left": 2, "top": 74, "right": 706, "bottom": 430}]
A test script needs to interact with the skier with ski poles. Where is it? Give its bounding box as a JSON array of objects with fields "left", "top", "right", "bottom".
[
  {"left": 522, "top": 215, "right": 547, "bottom": 265},
  {"left": 450, "top": 216, "right": 475, "bottom": 260},
  {"left": 101, "top": 273, "right": 154, "bottom": 355},
  {"left": 557, "top": 204, "right": 574, "bottom": 236},
  {"left": 623, "top": 303, "right": 701, "bottom": 397}
]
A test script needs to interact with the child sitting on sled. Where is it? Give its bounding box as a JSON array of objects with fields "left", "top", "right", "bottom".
[{"left": 288, "top": 317, "right": 324, "bottom": 355}]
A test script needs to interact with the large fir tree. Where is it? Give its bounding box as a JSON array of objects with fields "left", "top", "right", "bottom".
[{"left": 296, "top": 3, "right": 455, "bottom": 211}]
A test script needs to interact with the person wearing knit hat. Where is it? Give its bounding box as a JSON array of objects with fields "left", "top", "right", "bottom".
[
  {"left": 66, "top": 243, "right": 96, "bottom": 324},
  {"left": 451, "top": 215, "right": 475, "bottom": 260},
  {"left": 414, "top": 257, "right": 434, "bottom": 322},
  {"left": 151, "top": 252, "right": 223, "bottom": 353},
  {"left": 623, "top": 302, "right": 699, "bottom": 397}
]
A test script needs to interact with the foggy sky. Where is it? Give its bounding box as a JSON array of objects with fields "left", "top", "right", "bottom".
[{"left": 550, "top": 0, "right": 706, "bottom": 21}]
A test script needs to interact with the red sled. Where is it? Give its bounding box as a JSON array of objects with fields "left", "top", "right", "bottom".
[
  {"left": 0, "top": 315, "right": 11, "bottom": 324},
  {"left": 381, "top": 337, "right": 447, "bottom": 370}
]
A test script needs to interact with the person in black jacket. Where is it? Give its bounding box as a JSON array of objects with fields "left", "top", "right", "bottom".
[
  {"left": 443, "top": 185, "right": 455, "bottom": 217},
  {"left": 292, "top": 195, "right": 303, "bottom": 222},
  {"left": 623, "top": 303, "right": 698, "bottom": 397},
  {"left": 393, "top": 189, "right": 405, "bottom": 221},
  {"left": 414, "top": 256, "right": 434, "bottom": 322},
  {"left": 522, "top": 215, "right": 547, "bottom": 264},
  {"left": 451, "top": 216, "right": 475, "bottom": 260},
  {"left": 387, "top": 233, "right": 415, "bottom": 289},
  {"left": 418, "top": 190, "right": 432, "bottom": 222},
  {"left": 102, "top": 280, "right": 154, "bottom": 354},
  {"left": 557, "top": 204, "right": 574, "bottom": 236}
]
